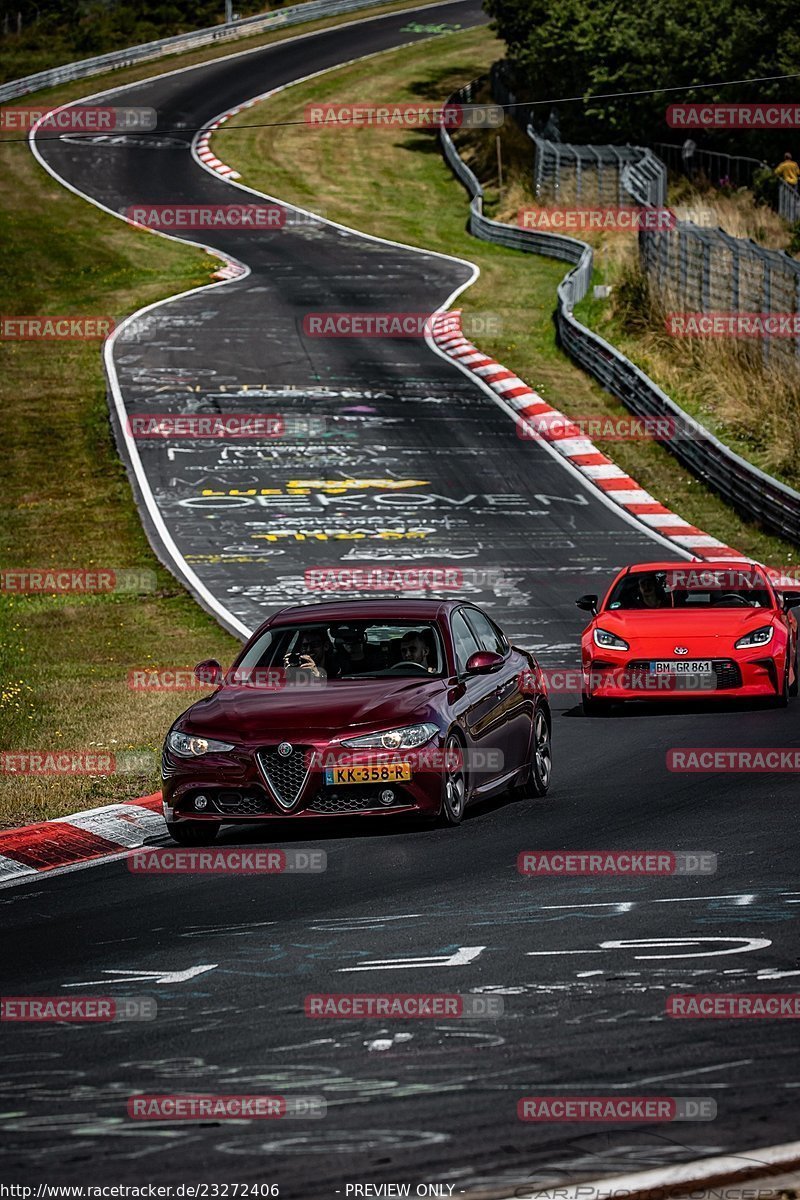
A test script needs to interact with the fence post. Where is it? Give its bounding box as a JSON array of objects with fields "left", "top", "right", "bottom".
[
  {"left": 701, "top": 237, "right": 711, "bottom": 311},
  {"left": 660, "top": 223, "right": 670, "bottom": 299},
  {"left": 731, "top": 239, "right": 740, "bottom": 313},
  {"left": 762, "top": 262, "right": 771, "bottom": 367},
  {"left": 611, "top": 147, "right": 624, "bottom": 206}
]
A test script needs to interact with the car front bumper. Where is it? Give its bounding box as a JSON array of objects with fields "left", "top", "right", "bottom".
[
  {"left": 582, "top": 654, "right": 786, "bottom": 700},
  {"left": 162, "top": 739, "right": 447, "bottom": 822}
]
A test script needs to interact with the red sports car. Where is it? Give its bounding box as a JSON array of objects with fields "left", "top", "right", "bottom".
[
  {"left": 162, "top": 599, "right": 551, "bottom": 843},
  {"left": 578, "top": 560, "right": 800, "bottom": 714}
]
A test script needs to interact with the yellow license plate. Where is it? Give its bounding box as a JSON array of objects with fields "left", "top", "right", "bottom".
[{"left": 325, "top": 764, "right": 412, "bottom": 786}]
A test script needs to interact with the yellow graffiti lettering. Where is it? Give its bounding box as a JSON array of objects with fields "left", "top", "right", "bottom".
[
  {"left": 285, "top": 478, "right": 428, "bottom": 494},
  {"left": 250, "top": 530, "right": 429, "bottom": 542}
]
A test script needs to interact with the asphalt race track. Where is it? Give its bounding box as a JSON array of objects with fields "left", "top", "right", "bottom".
[{"left": 4, "top": 2, "right": 800, "bottom": 1193}]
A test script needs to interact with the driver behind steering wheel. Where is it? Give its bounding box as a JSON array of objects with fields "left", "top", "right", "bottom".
[{"left": 399, "top": 630, "right": 435, "bottom": 672}]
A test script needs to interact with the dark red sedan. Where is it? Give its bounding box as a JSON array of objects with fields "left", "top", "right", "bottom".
[{"left": 162, "top": 599, "right": 551, "bottom": 843}]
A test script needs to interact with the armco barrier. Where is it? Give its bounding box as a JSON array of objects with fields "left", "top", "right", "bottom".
[
  {"left": 779, "top": 178, "right": 800, "bottom": 224},
  {"left": 440, "top": 79, "right": 800, "bottom": 546},
  {"left": 490, "top": 62, "right": 667, "bottom": 211},
  {"left": 0, "top": 0, "right": 400, "bottom": 103}
]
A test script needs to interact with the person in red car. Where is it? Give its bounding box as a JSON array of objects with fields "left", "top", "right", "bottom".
[
  {"left": 284, "top": 628, "right": 329, "bottom": 679},
  {"left": 334, "top": 625, "right": 384, "bottom": 675},
  {"left": 400, "top": 630, "right": 435, "bottom": 672},
  {"left": 636, "top": 574, "right": 671, "bottom": 608}
]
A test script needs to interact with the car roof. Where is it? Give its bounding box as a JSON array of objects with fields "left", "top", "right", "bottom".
[
  {"left": 621, "top": 559, "right": 759, "bottom": 574},
  {"left": 266, "top": 598, "right": 462, "bottom": 625}
]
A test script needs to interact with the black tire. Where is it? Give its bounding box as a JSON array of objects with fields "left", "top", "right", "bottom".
[
  {"left": 166, "top": 820, "right": 220, "bottom": 846},
  {"left": 790, "top": 648, "right": 798, "bottom": 698},
  {"left": 439, "top": 733, "right": 467, "bottom": 826},
  {"left": 582, "top": 692, "right": 613, "bottom": 716},
  {"left": 773, "top": 655, "right": 790, "bottom": 708},
  {"left": 527, "top": 706, "right": 552, "bottom": 796}
]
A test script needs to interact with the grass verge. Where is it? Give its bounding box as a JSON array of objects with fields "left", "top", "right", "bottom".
[
  {"left": 0, "top": 153, "right": 239, "bottom": 826},
  {"left": 220, "top": 26, "right": 800, "bottom": 573}
]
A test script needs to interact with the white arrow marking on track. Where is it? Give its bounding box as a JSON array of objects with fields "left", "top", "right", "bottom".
[
  {"left": 63, "top": 965, "right": 217, "bottom": 986},
  {"left": 339, "top": 946, "right": 486, "bottom": 972},
  {"left": 527, "top": 937, "right": 771, "bottom": 960}
]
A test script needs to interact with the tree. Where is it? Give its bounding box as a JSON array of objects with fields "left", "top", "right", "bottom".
[{"left": 484, "top": 0, "right": 800, "bottom": 158}]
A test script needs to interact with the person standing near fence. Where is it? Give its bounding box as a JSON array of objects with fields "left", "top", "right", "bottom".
[
  {"left": 775, "top": 152, "right": 800, "bottom": 189},
  {"left": 681, "top": 138, "right": 696, "bottom": 181}
]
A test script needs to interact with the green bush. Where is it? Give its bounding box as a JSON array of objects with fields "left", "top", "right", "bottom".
[
  {"left": 752, "top": 166, "right": 780, "bottom": 210},
  {"left": 485, "top": 0, "right": 800, "bottom": 158}
]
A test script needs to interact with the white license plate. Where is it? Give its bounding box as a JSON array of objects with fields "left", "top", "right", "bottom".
[{"left": 650, "top": 660, "right": 713, "bottom": 674}]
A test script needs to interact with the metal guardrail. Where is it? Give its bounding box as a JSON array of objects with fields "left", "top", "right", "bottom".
[
  {"left": 440, "top": 79, "right": 800, "bottom": 546},
  {"left": 779, "top": 179, "right": 800, "bottom": 224},
  {"left": 620, "top": 149, "right": 668, "bottom": 209},
  {"left": 529, "top": 132, "right": 641, "bottom": 206},
  {"left": 654, "top": 142, "right": 765, "bottom": 190},
  {"left": 630, "top": 195, "right": 800, "bottom": 369},
  {"left": 0, "top": 0, "right": 396, "bottom": 102},
  {"left": 490, "top": 62, "right": 667, "bottom": 208},
  {"left": 439, "top": 79, "right": 591, "bottom": 301},
  {"left": 489, "top": 69, "right": 800, "bottom": 368}
]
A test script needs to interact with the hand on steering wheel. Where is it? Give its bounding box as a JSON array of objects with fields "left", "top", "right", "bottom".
[{"left": 710, "top": 593, "right": 754, "bottom": 606}]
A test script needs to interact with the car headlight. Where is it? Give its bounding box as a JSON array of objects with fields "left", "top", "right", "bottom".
[
  {"left": 340, "top": 722, "right": 438, "bottom": 750},
  {"left": 593, "top": 628, "right": 629, "bottom": 651},
  {"left": 735, "top": 625, "right": 774, "bottom": 649},
  {"left": 167, "top": 731, "right": 235, "bottom": 757}
]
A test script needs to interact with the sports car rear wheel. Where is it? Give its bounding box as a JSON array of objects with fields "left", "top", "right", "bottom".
[
  {"left": 439, "top": 734, "right": 466, "bottom": 826},
  {"left": 790, "top": 648, "right": 798, "bottom": 698},
  {"left": 167, "top": 820, "right": 219, "bottom": 846}
]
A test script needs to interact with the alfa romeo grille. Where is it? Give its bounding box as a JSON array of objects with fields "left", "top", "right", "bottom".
[{"left": 257, "top": 746, "right": 313, "bottom": 810}]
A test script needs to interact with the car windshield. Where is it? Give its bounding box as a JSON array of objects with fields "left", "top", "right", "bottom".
[
  {"left": 607, "top": 567, "right": 772, "bottom": 610},
  {"left": 234, "top": 619, "right": 445, "bottom": 681}
]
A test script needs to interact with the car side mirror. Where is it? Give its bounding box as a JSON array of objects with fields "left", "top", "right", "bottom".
[
  {"left": 194, "top": 658, "right": 223, "bottom": 685},
  {"left": 576, "top": 594, "right": 598, "bottom": 615},
  {"left": 465, "top": 650, "right": 504, "bottom": 675},
  {"left": 783, "top": 591, "right": 800, "bottom": 609}
]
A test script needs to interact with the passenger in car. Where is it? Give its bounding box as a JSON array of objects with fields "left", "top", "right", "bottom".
[
  {"left": 283, "top": 628, "right": 330, "bottom": 679},
  {"left": 334, "top": 626, "right": 384, "bottom": 675}
]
